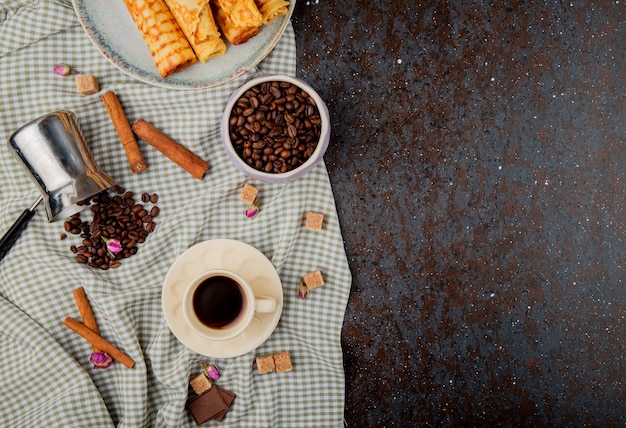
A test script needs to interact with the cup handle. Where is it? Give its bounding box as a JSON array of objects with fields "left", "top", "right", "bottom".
[{"left": 254, "top": 296, "right": 276, "bottom": 313}]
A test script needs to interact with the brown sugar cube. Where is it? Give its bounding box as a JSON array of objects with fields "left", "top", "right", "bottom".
[
  {"left": 274, "top": 351, "right": 293, "bottom": 373},
  {"left": 239, "top": 183, "right": 258, "bottom": 204},
  {"left": 303, "top": 270, "right": 324, "bottom": 289},
  {"left": 76, "top": 75, "right": 99, "bottom": 95},
  {"left": 256, "top": 355, "right": 275, "bottom": 374},
  {"left": 305, "top": 212, "right": 324, "bottom": 230},
  {"left": 189, "top": 373, "right": 212, "bottom": 395}
]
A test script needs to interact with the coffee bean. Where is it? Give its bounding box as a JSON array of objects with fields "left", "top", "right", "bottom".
[
  {"left": 229, "top": 81, "right": 321, "bottom": 174},
  {"left": 64, "top": 188, "right": 160, "bottom": 270},
  {"left": 287, "top": 124, "right": 297, "bottom": 138},
  {"left": 270, "top": 85, "right": 281, "bottom": 98}
]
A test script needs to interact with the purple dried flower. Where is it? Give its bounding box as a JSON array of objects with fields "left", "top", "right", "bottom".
[
  {"left": 298, "top": 279, "right": 309, "bottom": 300},
  {"left": 246, "top": 205, "right": 259, "bottom": 218},
  {"left": 53, "top": 64, "right": 77, "bottom": 76},
  {"left": 205, "top": 365, "right": 220, "bottom": 381},
  {"left": 245, "top": 198, "right": 260, "bottom": 218},
  {"left": 90, "top": 352, "right": 113, "bottom": 369},
  {"left": 102, "top": 237, "right": 122, "bottom": 256}
]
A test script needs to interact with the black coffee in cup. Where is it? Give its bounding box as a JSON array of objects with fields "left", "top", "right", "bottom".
[{"left": 192, "top": 275, "right": 245, "bottom": 329}]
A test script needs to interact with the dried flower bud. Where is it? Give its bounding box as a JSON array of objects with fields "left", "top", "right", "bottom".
[
  {"left": 90, "top": 352, "right": 113, "bottom": 369},
  {"left": 298, "top": 279, "right": 309, "bottom": 300},
  {"left": 53, "top": 64, "right": 77, "bottom": 76},
  {"left": 245, "top": 198, "right": 260, "bottom": 218},
  {"left": 246, "top": 205, "right": 259, "bottom": 218},
  {"left": 102, "top": 237, "right": 122, "bottom": 256},
  {"left": 205, "top": 365, "right": 220, "bottom": 381}
]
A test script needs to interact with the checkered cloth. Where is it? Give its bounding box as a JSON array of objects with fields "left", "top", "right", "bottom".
[{"left": 0, "top": 1, "right": 350, "bottom": 427}]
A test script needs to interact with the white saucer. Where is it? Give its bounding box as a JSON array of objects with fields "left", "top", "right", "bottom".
[{"left": 162, "top": 239, "right": 283, "bottom": 358}]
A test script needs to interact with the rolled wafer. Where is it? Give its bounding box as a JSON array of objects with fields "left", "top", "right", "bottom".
[
  {"left": 165, "top": 0, "right": 227, "bottom": 62},
  {"left": 211, "top": 0, "right": 263, "bottom": 45},
  {"left": 254, "top": 0, "right": 289, "bottom": 24},
  {"left": 122, "top": 0, "right": 197, "bottom": 78}
]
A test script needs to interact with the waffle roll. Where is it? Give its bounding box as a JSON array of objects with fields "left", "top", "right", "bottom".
[
  {"left": 164, "top": 0, "right": 226, "bottom": 62},
  {"left": 122, "top": 0, "right": 197, "bottom": 77},
  {"left": 254, "top": 0, "right": 289, "bottom": 24},
  {"left": 211, "top": 0, "right": 263, "bottom": 45}
]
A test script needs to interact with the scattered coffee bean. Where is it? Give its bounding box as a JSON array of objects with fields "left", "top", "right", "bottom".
[
  {"left": 229, "top": 81, "right": 322, "bottom": 174},
  {"left": 63, "top": 187, "right": 160, "bottom": 270}
]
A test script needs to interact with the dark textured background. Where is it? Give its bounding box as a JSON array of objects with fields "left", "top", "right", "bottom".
[{"left": 292, "top": 1, "right": 625, "bottom": 426}]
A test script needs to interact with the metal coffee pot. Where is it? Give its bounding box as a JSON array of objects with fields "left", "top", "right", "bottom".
[{"left": 0, "top": 111, "right": 116, "bottom": 261}]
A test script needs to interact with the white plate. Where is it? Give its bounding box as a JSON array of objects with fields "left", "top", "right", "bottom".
[
  {"left": 72, "top": 0, "right": 295, "bottom": 89},
  {"left": 162, "top": 239, "right": 283, "bottom": 358}
]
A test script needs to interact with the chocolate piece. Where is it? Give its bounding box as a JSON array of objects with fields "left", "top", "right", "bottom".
[
  {"left": 186, "top": 386, "right": 228, "bottom": 425},
  {"left": 216, "top": 386, "right": 236, "bottom": 406},
  {"left": 212, "top": 386, "right": 237, "bottom": 422}
]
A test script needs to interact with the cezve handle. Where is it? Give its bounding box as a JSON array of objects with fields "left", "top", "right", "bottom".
[{"left": 0, "top": 196, "right": 43, "bottom": 262}]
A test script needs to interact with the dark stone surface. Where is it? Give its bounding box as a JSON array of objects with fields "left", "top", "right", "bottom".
[{"left": 292, "top": 1, "right": 625, "bottom": 426}]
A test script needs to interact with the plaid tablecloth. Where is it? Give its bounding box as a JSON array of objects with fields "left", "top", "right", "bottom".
[{"left": 0, "top": 1, "right": 351, "bottom": 427}]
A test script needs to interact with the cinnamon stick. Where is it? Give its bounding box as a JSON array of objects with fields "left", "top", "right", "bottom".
[
  {"left": 132, "top": 118, "right": 209, "bottom": 180},
  {"left": 72, "top": 286, "right": 101, "bottom": 353},
  {"left": 102, "top": 91, "right": 147, "bottom": 173},
  {"left": 63, "top": 317, "right": 135, "bottom": 368}
]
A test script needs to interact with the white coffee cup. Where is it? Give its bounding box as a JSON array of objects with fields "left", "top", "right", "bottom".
[{"left": 182, "top": 268, "right": 276, "bottom": 341}]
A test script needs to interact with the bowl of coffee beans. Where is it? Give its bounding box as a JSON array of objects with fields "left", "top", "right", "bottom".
[{"left": 221, "top": 74, "right": 330, "bottom": 183}]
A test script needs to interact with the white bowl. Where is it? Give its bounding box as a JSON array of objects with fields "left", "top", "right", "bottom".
[{"left": 220, "top": 74, "right": 330, "bottom": 183}]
